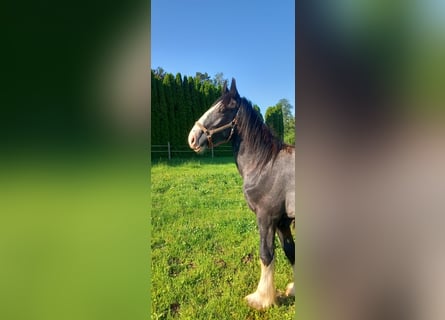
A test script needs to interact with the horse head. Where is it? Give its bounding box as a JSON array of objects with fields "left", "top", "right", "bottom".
[{"left": 188, "top": 78, "right": 240, "bottom": 153}]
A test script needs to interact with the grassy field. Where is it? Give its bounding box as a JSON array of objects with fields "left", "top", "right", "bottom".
[{"left": 151, "top": 157, "right": 295, "bottom": 320}]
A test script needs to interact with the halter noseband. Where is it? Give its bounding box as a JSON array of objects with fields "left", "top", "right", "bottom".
[{"left": 195, "top": 107, "right": 240, "bottom": 148}]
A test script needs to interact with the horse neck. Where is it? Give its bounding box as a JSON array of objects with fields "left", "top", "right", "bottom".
[
  {"left": 231, "top": 107, "right": 279, "bottom": 178},
  {"left": 232, "top": 134, "right": 255, "bottom": 179}
]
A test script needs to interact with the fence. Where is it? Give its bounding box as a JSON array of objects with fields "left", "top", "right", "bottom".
[{"left": 151, "top": 142, "right": 233, "bottom": 160}]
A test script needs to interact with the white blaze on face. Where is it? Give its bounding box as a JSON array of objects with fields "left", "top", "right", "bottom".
[{"left": 187, "top": 101, "right": 223, "bottom": 150}]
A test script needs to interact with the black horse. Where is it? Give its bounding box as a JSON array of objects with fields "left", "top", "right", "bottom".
[{"left": 188, "top": 79, "right": 295, "bottom": 309}]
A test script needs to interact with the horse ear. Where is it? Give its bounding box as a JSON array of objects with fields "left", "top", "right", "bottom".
[
  {"left": 222, "top": 81, "right": 229, "bottom": 94},
  {"left": 229, "top": 78, "right": 238, "bottom": 96}
]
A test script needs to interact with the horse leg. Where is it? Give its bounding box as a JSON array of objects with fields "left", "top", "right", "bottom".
[
  {"left": 245, "top": 216, "right": 277, "bottom": 309},
  {"left": 285, "top": 264, "right": 296, "bottom": 296},
  {"left": 277, "top": 220, "right": 295, "bottom": 296}
]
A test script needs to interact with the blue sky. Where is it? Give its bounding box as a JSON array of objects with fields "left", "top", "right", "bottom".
[{"left": 151, "top": 0, "right": 295, "bottom": 116}]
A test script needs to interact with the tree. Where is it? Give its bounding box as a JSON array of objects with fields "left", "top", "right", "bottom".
[
  {"left": 157, "top": 74, "right": 169, "bottom": 144},
  {"left": 276, "top": 99, "right": 295, "bottom": 145},
  {"left": 153, "top": 67, "right": 165, "bottom": 80},
  {"left": 182, "top": 75, "right": 194, "bottom": 141},
  {"left": 213, "top": 72, "right": 226, "bottom": 88},
  {"left": 194, "top": 76, "right": 206, "bottom": 115},
  {"left": 162, "top": 73, "right": 176, "bottom": 144},
  {"left": 277, "top": 99, "right": 293, "bottom": 121},
  {"left": 188, "top": 76, "right": 198, "bottom": 121},
  {"left": 151, "top": 71, "right": 160, "bottom": 144},
  {"left": 265, "top": 105, "right": 284, "bottom": 140},
  {"left": 174, "top": 73, "right": 186, "bottom": 145},
  {"left": 195, "top": 72, "right": 211, "bottom": 83}
]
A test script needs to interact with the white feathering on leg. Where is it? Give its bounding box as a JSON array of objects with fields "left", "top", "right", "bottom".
[
  {"left": 245, "top": 259, "right": 276, "bottom": 309},
  {"left": 285, "top": 263, "right": 296, "bottom": 296}
]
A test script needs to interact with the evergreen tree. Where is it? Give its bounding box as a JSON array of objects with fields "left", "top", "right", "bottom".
[
  {"left": 182, "top": 76, "right": 194, "bottom": 138},
  {"left": 157, "top": 74, "right": 169, "bottom": 144},
  {"left": 265, "top": 105, "right": 284, "bottom": 140},
  {"left": 194, "top": 76, "right": 206, "bottom": 116},
  {"left": 188, "top": 76, "right": 198, "bottom": 121},
  {"left": 150, "top": 71, "right": 160, "bottom": 144},
  {"left": 202, "top": 80, "right": 214, "bottom": 107},
  {"left": 276, "top": 99, "right": 295, "bottom": 145},
  {"left": 195, "top": 72, "right": 211, "bottom": 83},
  {"left": 175, "top": 73, "right": 187, "bottom": 145},
  {"left": 153, "top": 67, "right": 165, "bottom": 80},
  {"left": 210, "top": 84, "right": 222, "bottom": 105},
  {"left": 162, "top": 74, "right": 176, "bottom": 144}
]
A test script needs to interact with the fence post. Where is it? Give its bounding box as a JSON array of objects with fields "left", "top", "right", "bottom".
[{"left": 167, "top": 142, "right": 171, "bottom": 160}]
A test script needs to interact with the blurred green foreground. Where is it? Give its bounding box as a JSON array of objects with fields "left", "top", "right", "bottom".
[{"left": 0, "top": 153, "right": 148, "bottom": 320}]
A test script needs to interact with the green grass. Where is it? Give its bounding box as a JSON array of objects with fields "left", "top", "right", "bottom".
[{"left": 151, "top": 157, "right": 295, "bottom": 320}]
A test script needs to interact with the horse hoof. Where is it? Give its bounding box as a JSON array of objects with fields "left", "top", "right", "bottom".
[
  {"left": 245, "top": 291, "right": 276, "bottom": 310},
  {"left": 285, "top": 282, "right": 295, "bottom": 296}
]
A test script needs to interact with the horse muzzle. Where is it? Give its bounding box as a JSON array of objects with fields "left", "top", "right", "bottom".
[{"left": 188, "top": 125, "right": 206, "bottom": 153}]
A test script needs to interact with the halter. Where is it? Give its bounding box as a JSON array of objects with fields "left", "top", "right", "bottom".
[{"left": 195, "top": 107, "right": 240, "bottom": 148}]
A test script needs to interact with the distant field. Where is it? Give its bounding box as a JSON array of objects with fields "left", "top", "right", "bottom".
[{"left": 151, "top": 157, "right": 295, "bottom": 320}]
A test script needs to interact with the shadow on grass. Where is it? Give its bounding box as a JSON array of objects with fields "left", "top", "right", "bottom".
[
  {"left": 151, "top": 156, "right": 235, "bottom": 167},
  {"left": 276, "top": 294, "right": 295, "bottom": 308},
  {"left": 245, "top": 295, "right": 295, "bottom": 320},
  {"left": 244, "top": 293, "right": 295, "bottom": 317}
]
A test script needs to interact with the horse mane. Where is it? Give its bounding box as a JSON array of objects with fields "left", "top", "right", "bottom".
[{"left": 236, "top": 97, "right": 293, "bottom": 169}]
